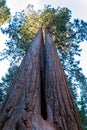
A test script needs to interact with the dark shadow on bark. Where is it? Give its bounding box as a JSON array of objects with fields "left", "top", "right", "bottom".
[{"left": 40, "top": 32, "right": 47, "bottom": 120}]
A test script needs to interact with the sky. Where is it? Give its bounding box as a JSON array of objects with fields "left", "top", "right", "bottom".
[
  {"left": 6, "top": 0, "right": 87, "bottom": 21},
  {"left": 0, "top": 0, "right": 87, "bottom": 80}
]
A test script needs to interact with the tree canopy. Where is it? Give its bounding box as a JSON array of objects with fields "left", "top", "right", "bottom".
[
  {"left": 0, "top": 0, "right": 10, "bottom": 25},
  {"left": 0, "top": 5, "right": 87, "bottom": 129}
]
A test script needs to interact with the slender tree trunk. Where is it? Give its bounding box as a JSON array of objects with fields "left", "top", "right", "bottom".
[{"left": 0, "top": 29, "right": 82, "bottom": 130}]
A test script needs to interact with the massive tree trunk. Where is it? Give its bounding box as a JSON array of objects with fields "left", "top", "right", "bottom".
[
  {"left": 0, "top": 29, "right": 42, "bottom": 130},
  {"left": 0, "top": 29, "right": 82, "bottom": 130},
  {"left": 45, "top": 29, "right": 82, "bottom": 130}
]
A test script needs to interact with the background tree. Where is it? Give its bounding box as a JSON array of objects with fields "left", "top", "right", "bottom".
[
  {"left": 0, "top": 65, "right": 18, "bottom": 102},
  {"left": 0, "top": 0, "right": 10, "bottom": 25},
  {"left": 0, "top": 5, "right": 87, "bottom": 129}
]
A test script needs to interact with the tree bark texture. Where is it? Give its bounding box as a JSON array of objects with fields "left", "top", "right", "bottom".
[
  {"left": 45, "top": 30, "right": 82, "bottom": 130},
  {"left": 0, "top": 29, "right": 82, "bottom": 130}
]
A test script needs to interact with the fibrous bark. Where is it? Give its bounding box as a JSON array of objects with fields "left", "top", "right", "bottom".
[
  {"left": 0, "top": 29, "right": 82, "bottom": 130},
  {"left": 0, "top": 29, "right": 45, "bottom": 130},
  {"left": 45, "top": 30, "right": 82, "bottom": 130}
]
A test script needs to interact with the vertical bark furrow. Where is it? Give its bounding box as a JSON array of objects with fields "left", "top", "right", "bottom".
[{"left": 40, "top": 33, "right": 47, "bottom": 120}]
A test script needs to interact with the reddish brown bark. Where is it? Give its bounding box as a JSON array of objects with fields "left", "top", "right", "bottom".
[
  {"left": 45, "top": 29, "right": 82, "bottom": 130},
  {"left": 0, "top": 29, "right": 82, "bottom": 130},
  {"left": 0, "top": 29, "right": 42, "bottom": 130}
]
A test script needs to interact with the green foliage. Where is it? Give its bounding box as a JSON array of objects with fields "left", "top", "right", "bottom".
[
  {"left": 78, "top": 97, "right": 87, "bottom": 130},
  {"left": 0, "top": 11, "right": 25, "bottom": 64},
  {"left": 1, "top": 5, "right": 87, "bottom": 62},
  {"left": 0, "top": 87, "right": 3, "bottom": 102},
  {"left": 0, "top": 65, "right": 18, "bottom": 102},
  {"left": 0, "top": 0, "right": 10, "bottom": 25}
]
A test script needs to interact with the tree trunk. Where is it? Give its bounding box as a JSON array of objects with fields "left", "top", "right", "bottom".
[
  {"left": 0, "top": 29, "right": 82, "bottom": 130},
  {"left": 45, "top": 29, "right": 82, "bottom": 130}
]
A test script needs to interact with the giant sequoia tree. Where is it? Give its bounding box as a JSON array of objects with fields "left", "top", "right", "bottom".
[
  {"left": 0, "top": 29, "right": 82, "bottom": 130},
  {"left": 0, "top": 5, "right": 87, "bottom": 129}
]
